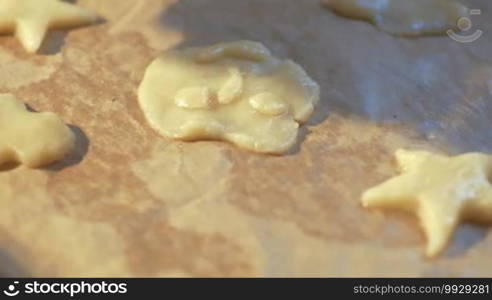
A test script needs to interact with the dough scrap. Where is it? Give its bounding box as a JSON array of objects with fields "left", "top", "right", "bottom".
[
  {"left": 362, "top": 149, "right": 492, "bottom": 257},
  {"left": 138, "top": 41, "right": 320, "bottom": 154},
  {"left": 0, "top": 94, "right": 75, "bottom": 168},
  {"left": 322, "top": 0, "right": 469, "bottom": 36},
  {"left": 0, "top": 0, "right": 98, "bottom": 53}
]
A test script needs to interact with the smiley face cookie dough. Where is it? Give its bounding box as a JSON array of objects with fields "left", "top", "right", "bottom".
[
  {"left": 362, "top": 149, "right": 492, "bottom": 257},
  {"left": 0, "top": 0, "right": 98, "bottom": 53},
  {"left": 322, "top": 0, "right": 469, "bottom": 36},
  {"left": 138, "top": 41, "right": 320, "bottom": 154},
  {"left": 0, "top": 94, "right": 75, "bottom": 168}
]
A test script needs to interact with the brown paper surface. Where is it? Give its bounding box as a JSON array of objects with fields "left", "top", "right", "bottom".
[{"left": 0, "top": 0, "right": 491, "bottom": 277}]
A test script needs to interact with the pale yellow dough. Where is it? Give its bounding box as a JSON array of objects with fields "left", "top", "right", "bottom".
[
  {"left": 0, "top": 0, "right": 98, "bottom": 53},
  {"left": 138, "top": 41, "right": 320, "bottom": 154},
  {"left": 0, "top": 94, "right": 75, "bottom": 168},
  {"left": 362, "top": 149, "right": 492, "bottom": 257},
  {"left": 322, "top": 0, "right": 469, "bottom": 36}
]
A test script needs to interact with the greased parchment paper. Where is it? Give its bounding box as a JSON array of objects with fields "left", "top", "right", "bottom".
[{"left": 0, "top": 0, "right": 491, "bottom": 277}]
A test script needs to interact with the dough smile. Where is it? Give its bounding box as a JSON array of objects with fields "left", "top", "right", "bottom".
[
  {"left": 0, "top": 0, "right": 98, "bottom": 53},
  {"left": 362, "top": 149, "right": 492, "bottom": 257},
  {"left": 138, "top": 41, "right": 320, "bottom": 154}
]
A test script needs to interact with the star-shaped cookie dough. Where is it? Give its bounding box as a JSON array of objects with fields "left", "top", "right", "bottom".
[
  {"left": 362, "top": 149, "right": 492, "bottom": 257},
  {"left": 0, "top": 94, "right": 75, "bottom": 168},
  {"left": 0, "top": 0, "right": 98, "bottom": 53}
]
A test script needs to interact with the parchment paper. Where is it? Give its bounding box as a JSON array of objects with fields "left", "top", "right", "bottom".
[{"left": 0, "top": 0, "right": 491, "bottom": 277}]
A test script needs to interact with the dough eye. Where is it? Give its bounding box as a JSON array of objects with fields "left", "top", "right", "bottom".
[
  {"left": 175, "top": 86, "right": 213, "bottom": 109},
  {"left": 249, "top": 92, "right": 287, "bottom": 116}
]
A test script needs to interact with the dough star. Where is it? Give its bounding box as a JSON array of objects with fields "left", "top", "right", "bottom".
[
  {"left": 0, "top": 0, "right": 98, "bottom": 53},
  {"left": 0, "top": 94, "right": 75, "bottom": 168},
  {"left": 362, "top": 149, "right": 492, "bottom": 257},
  {"left": 322, "top": 0, "right": 469, "bottom": 36}
]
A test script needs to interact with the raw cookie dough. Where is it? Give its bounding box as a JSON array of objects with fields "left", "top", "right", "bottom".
[
  {"left": 0, "top": 94, "right": 75, "bottom": 168},
  {"left": 0, "top": 0, "right": 98, "bottom": 53},
  {"left": 362, "top": 149, "right": 492, "bottom": 257},
  {"left": 322, "top": 0, "right": 469, "bottom": 36},
  {"left": 138, "top": 41, "right": 320, "bottom": 154}
]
